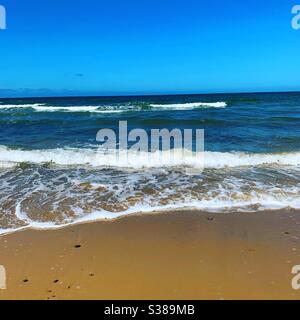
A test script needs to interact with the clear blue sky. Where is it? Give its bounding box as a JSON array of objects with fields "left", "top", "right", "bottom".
[{"left": 0, "top": 0, "right": 299, "bottom": 97}]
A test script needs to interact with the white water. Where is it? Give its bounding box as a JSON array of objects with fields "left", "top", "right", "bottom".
[
  {"left": 150, "top": 102, "right": 227, "bottom": 109},
  {"left": 0, "top": 101, "right": 227, "bottom": 112},
  {"left": 0, "top": 146, "right": 300, "bottom": 169},
  {"left": 0, "top": 103, "right": 45, "bottom": 109},
  {"left": 3, "top": 193, "right": 300, "bottom": 236}
]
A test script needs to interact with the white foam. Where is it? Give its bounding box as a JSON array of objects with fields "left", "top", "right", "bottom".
[
  {"left": 36, "top": 106, "right": 129, "bottom": 114},
  {"left": 203, "top": 151, "right": 300, "bottom": 168},
  {"left": 0, "top": 225, "right": 29, "bottom": 236},
  {"left": 0, "top": 161, "right": 17, "bottom": 169},
  {"left": 150, "top": 102, "right": 227, "bottom": 109},
  {"left": 0, "top": 146, "right": 203, "bottom": 169},
  {"left": 0, "top": 104, "right": 118, "bottom": 113},
  {"left": 0, "top": 103, "right": 45, "bottom": 109},
  {"left": 32, "top": 105, "right": 101, "bottom": 112},
  {"left": 94, "top": 109, "right": 126, "bottom": 114},
  {"left": 0, "top": 102, "right": 227, "bottom": 112},
  {"left": 0, "top": 146, "right": 299, "bottom": 169},
  {"left": 4, "top": 196, "right": 300, "bottom": 236}
]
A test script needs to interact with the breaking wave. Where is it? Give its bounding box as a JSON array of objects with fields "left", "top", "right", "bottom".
[
  {"left": 0, "top": 101, "right": 227, "bottom": 113},
  {"left": 150, "top": 102, "right": 227, "bottom": 109},
  {"left": 0, "top": 146, "right": 299, "bottom": 169}
]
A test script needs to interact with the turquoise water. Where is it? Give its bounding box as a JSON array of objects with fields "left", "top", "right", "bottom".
[{"left": 1, "top": 92, "right": 300, "bottom": 234}]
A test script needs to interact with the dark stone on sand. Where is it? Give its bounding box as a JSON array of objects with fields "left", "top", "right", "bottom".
[
  {"left": 74, "top": 245, "right": 82, "bottom": 248},
  {"left": 53, "top": 279, "right": 59, "bottom": 283}
]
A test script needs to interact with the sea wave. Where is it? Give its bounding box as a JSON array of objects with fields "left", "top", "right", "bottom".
[
  {"left": 1, "top": 145, "right": 300, "bottom": 235},
  {"left": 0, "top": 103, "right": 45, "bottom": 109},
  {"left": 0, "top": 101, "right": 227, "bottom": 113},
  {"left": 12, "top": 200, "right": 300, "bottom": 235},
  {"left": 0, "top": 146, "right": 299, "bottom": 169},
  {"left": 3, "top": 193, "right": 300, "bottom": 235},
  {"left": 0, "top": 104, "right": 118, "bottom": 113},
  {"left": 150, "top": 102, "right": 227, "bottom": 109}
]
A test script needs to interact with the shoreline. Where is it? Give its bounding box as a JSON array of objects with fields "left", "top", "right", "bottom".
[
  {"left": 0, "top": 209, "right": 300, "bottom": 300},
  {"left": 1, "top": 207, "right": 298, "bottom": 237}
]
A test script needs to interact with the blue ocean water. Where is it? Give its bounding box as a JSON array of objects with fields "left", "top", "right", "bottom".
[
  {"left": 1, "top": 92, "right": 300, "bottom": 234},
  {"left": 1, "top": 92, "right": 300, "bottom": 152}
]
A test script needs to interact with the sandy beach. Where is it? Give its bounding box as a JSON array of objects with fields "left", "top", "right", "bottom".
[{"left": 0, "top": 210, "right": 299, "bottom": 300}]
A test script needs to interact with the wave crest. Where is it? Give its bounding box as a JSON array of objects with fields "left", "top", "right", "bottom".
[
  {"left": 150, "top": 102, "right": 227, "bottom": 109},
  {"left": 0, "top": 146, "right": 299, "bottom": 169},
  {"left": 0, "top": 101, "right": 227, "bottom": 113}
]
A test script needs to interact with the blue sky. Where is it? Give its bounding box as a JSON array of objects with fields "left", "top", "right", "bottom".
[{"left": 0, "top": 0, "right": 299, "bottom": 97}]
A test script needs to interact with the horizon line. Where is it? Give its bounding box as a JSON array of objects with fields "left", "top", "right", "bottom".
[{"left": 1, "top": 89, "right": 300, "bottom": 100}]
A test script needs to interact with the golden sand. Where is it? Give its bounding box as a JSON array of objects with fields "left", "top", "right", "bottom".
[{"left": 0, "top": 210, "right": 300, "bottom": 300}]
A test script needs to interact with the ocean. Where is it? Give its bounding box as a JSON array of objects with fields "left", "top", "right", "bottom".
[{"left": 1, "top": 92, "right": 300, "bottom": 234}]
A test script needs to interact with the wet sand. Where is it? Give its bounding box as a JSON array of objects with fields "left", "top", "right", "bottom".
[{"left": 0, "top": 210, "right": 300, "bottom": 300}]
